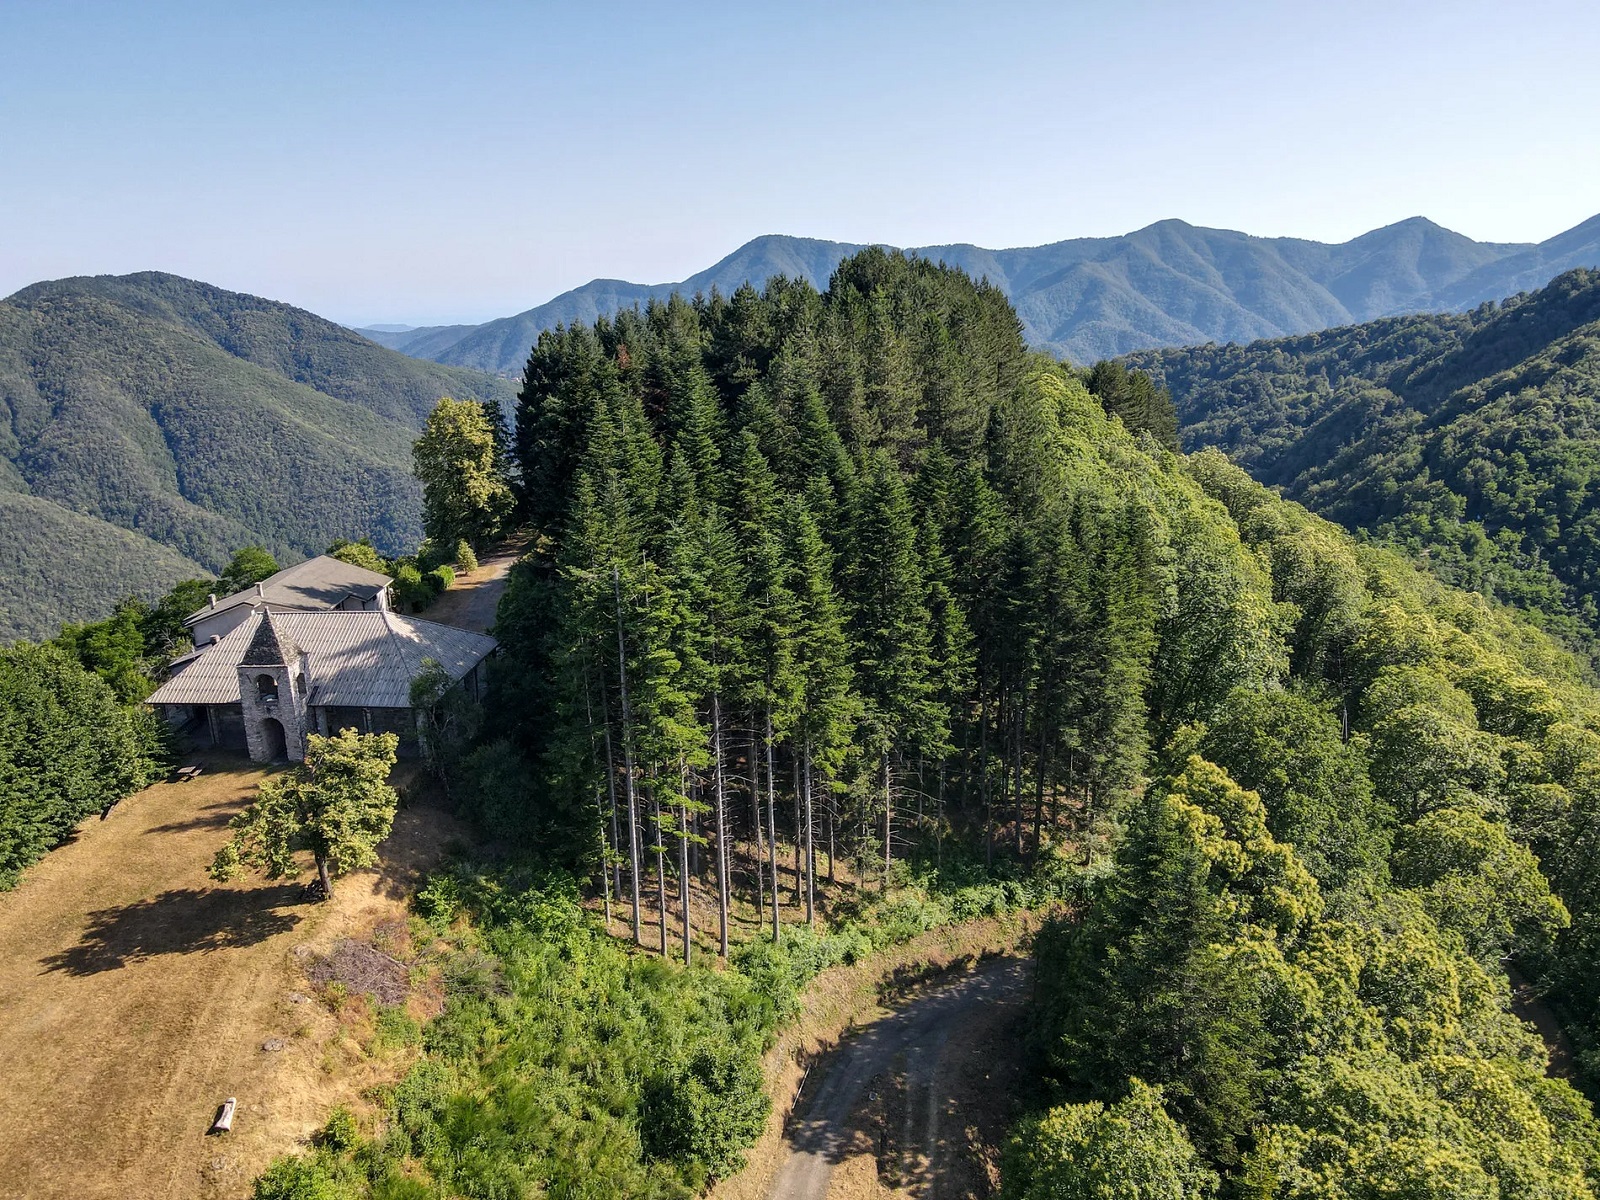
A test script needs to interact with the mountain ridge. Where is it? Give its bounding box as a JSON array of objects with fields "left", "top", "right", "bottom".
[
  {"left": 357, "top": 215, "right": 1600, "bottom": 375},
  {"left": 0, "top": 272, "right": 516, "bottom": 642},
  {"left": 1127, "top": 267, "right": 1600, "bottom": 650}
]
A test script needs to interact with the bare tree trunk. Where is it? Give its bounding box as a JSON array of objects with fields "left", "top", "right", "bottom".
[
  {"left": 1033, "top": 722, "right": 1048, "bottom": 861},
  {"left": 936, "top": 759, "right": 946, "bottom": 870},
  {"left": 765, "top": 708, "right": 780, "bottom": 944},
  {"left": 679, "top": 760, "right": 692, "bottom": 966},
  {"left": 602, "top": 715, "right": 621, "bottom": 925},
  {"left": 713, "top": 691, "right": 730, "bottom": 958},
  {"left": 980, "top": 685, "right": 992, "bottom": 869},
  {"left": 584, "top": 676, "right": 612, "bottom": 929},
  {"left": 316, "top": 854, "right": 333, "bottom": 900},
  {"left": 612, "top": 566, "right": 641, "bottom": 944},
  {"left": 882, "top": 753, "right": 893, "bottom": 892},
  {"left": 650, "top": 777, "right": 667, "bottom": 955},
  {"left": 1013, "top": 697, "right": 1026, "bottom": 856},
  {"left": 793, "top": 754, "right": 804, "bottom": 908},
  {"left": 749, "top": 721, "right": 765, "bottom": 932},
  {"left": 827, "top": 783, "right": 837, "bottom": 886},
  {"left": 803, "top": 740, "right": 816, "bottom": 925}
]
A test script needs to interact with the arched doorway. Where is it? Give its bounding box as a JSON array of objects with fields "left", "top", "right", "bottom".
[{"left": 260, "top": 717, "right": 288, "bottom": 761}]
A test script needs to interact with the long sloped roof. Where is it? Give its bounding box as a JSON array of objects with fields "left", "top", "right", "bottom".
[
  {"left": 149, "top": 609, "right": 496, "bottom": 708},
  {"left": 185, "top": 555, "right": 392, "bottom": 627}
]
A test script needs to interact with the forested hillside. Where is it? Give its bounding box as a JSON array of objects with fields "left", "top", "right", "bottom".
[
  {"left": 0, "top": 272, "right": 516, "bottom": 642},
  {"left": 362, "top": 212, "right": 1600, "bottom": 374},
  {"left": 1131, "top": 268, "right": 1600, "bottom": 650},
  {"left": 267, "top": 250, "right": 1598, "bottom": 1196}
]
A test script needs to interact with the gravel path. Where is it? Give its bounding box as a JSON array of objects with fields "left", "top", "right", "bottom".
[
  {"left": 769, "top": 957, "right": 1029, "bottom": 1200},
  {"left": 421, "top": 540, "right": 522, "bottom": 634}
]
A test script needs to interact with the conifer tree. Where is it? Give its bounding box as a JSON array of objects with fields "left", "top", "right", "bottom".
[
  {"left": 845, "top": 454, "right": 939, "bottom": 887},
  {"left": 729, "top": 434, "right": 802, "bottom": 938},
  {"left": 782, "top": 494, "right": 855, "bottom": 914}
]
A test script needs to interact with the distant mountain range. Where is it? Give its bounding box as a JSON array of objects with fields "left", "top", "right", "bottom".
[
  {"left": 0, "top": 272, "right": 515, "bottom": 643},
  {"left": 358, "top": 214, "right": 1600, "bottom": 376}
]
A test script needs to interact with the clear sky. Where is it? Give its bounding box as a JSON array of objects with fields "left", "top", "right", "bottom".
[{"left": 3, "top": 0, "right": 1597, "bottom": 326}]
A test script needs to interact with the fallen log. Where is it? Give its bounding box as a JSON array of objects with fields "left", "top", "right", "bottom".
[{"left": 209, "top": 1097, "right": 236, "bottom": 1135}]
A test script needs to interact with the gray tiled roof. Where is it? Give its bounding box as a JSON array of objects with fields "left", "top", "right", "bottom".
[
  {"left": 149, "top": 609, "right": 496, "bottom": 708},
  {"left": 242, "top": 612, "right": 298, "bottom": 666},
  {"left": 184, "top": 555, "right": 392, "bottom": 627}
]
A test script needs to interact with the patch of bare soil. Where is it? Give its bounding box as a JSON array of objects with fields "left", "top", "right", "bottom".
[{"left": 0, "top": 753, "right": 464, "bottom": 1200}]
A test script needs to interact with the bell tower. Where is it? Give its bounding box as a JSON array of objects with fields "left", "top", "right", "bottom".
[{"left": 237, "top": 609, "right": 310, "bottom": 762}]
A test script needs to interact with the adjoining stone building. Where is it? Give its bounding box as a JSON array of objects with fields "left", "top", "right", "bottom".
[
  {"left": 147, "top": 607, "right": 497, "bottom": 762},
  {"left": 183, "top": 555, "right": 394, "bottom": 650}
]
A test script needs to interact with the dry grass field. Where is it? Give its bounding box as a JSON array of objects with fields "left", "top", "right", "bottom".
[{"left": 0, "top": 752, "right": 460, "bottom": 1200}]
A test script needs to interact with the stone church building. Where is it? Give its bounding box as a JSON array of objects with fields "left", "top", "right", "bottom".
[{"left": 147, "top": 605, "right": 497, "bottom": 763}]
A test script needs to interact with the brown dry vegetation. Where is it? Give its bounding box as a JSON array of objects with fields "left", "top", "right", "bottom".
[{"left": 0, "top": 752, "right": 463, "bottom": 1200}]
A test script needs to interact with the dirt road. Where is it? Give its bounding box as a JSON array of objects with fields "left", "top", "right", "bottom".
[
  {"left": 423, "top": 538, "right": 523, "bottom": 633},
  {"left": 770, "top": 957, "right": 1030, "bottom": 1200}
]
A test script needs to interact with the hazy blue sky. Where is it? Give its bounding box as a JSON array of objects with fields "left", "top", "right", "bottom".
[{"left": 3, "top": 0, "right": 1597, "bottom": 325}]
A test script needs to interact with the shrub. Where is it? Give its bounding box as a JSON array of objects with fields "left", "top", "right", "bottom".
[
  {"left": 458, "top": 739, "right": 534, "bottom": 842},
  {"left": 641, "top": 1043, "right": 770, "bottom": 1182},
  {"left": 391, "top": 564, "right": 427, "bottom": 611},
  {"left": 425, "top": 565, "right": 454, "bottom": 595},
  {"left": 315, "top": 1107, "right": 360, "bottom": 1154},
  {"left": 253, "top": 1155, "right": 350, "bottom": 1200},
  {"left": 455, "top": 540, "right": 478, "bottom": 573}
]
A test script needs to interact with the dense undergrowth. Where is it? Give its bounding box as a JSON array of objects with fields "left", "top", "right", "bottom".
[{"left": 253, "top": 854, "right": 1076, "bottom": 1200}]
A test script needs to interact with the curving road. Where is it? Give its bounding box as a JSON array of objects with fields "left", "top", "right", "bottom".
[{"left": 769, "top": 957, "right": 1029, "bottom": 1199}]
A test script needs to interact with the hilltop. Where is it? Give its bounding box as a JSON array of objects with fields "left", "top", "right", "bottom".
[
  {"left": 0, "top": 272, "right": 516, "bottom": 642},
  {"left": 359, "top": 214, "right": 1600, "bottom": 374}
]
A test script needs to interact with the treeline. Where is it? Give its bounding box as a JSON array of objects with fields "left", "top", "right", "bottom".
[
  {"left": 446, "top": 250, "right": 1600, "bottom": 1194},
  {"left": 476, "top": 249, "right": 1207, "bottom": 960}
]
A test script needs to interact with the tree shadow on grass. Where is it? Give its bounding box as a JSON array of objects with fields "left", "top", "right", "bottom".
[
  {"left": 42, "top": 883, "right": 305, "bottom": 976},
  {"left": 143, "top": 802, "right": 240, "bottom": 836}
]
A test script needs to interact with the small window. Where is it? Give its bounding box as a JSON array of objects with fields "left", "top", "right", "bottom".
[
  {"left": 255, "top": 673, "right": 279, "bottom": 704},
  {"left": 296, "top": 672, "right": 307, "bottom": 695}
]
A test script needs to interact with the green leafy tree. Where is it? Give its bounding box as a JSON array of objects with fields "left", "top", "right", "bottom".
[
  {"left": 219, "top": 546, "right": 279, "bottom": 595},
  {"left": 326, "top": 538, "right": 390, "bottom": 574},
  {"left": 0, "top": 643, "right": 155, "bottom": 886},
  {"left": 1392, "top": 807, "right": 1569, "bottom": 963},
  {"left": 54, "top": 599, "right": 157, "bottom": 703},
  {"left": 413, "top": 397, "right": 515, "bottom": 553},
  {"left": 1003, "top": 1080, "right": 1218, "bottom": 1200},
  {"left": 211, "top": 729, "right": 400, "bottom": 899},
  {"left": 1195, "top": 687, "right": 1388, "bottom": 888}
]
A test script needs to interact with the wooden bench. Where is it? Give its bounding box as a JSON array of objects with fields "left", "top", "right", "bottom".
[{"left": 174, "top": 765, "right": 204, "bottom": 783}]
